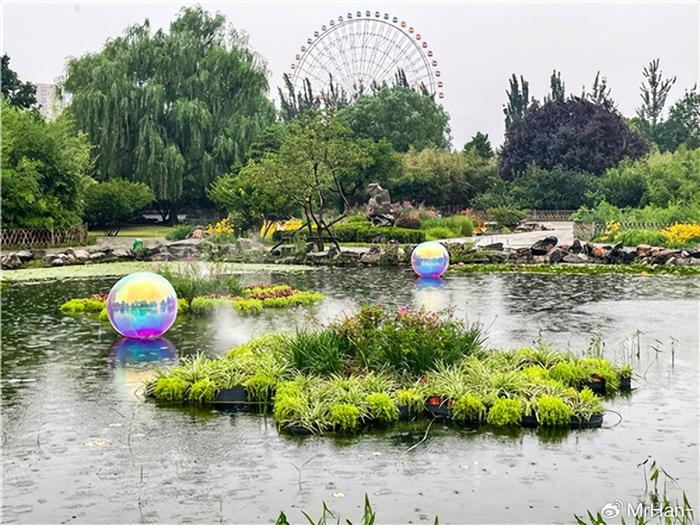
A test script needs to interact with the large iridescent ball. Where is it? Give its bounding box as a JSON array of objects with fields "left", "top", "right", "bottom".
[
  {"left": 106, "top": 272, "right": 178, "bottom": 339},
  {"left": 411, "top": 241, "right": 449, "bottom": 279}
]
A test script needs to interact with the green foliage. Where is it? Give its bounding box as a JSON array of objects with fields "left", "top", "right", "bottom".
[
  {"left": 423, "top": 226, "right": 457, "bottom": 241},
  {"left": 158, "top": 264, "right": 242, "bottom": 303},
  {"left": 534, "top": 394, "right": 572, "bottom": 426},
  {"left": 389, "top": 148, "right": 497, "bottom": 206},
  {"left": 232, "top": 298, "right": 264, "bottom": 315},
  {"left": 283, "top": 330, "right": 346, "bottom": 375},
  {"left": 188, "top": 377, "right": 218, "bottom": 403},
  {"left": 336, "top": 85, "right": 451, "bottom": 152},
  {"left": 486, "top": 398, "right": 524, "bottom": 426},
  {"left": 509, "top": 166, "right": 598, "bottom": 210},
  {"left": 488, "top": 206, "right": 527, "bottom": 229},
  {"left": 548, "top": 362, "right": 588, "bottom": 388},
  {"left": 64, "top": 7, "right": 275, "bottom": 220},
  {"left": 395, "top": 388, "right": 424, "bottom": 414},
  {"left": 421, "top": 215, "right": 474, "bottom": 237},
  {"left": 332, "top": 223, "right": 426, "bottom": 243},
  {"left": 365, "top": 393, "right": 399, "bottom": 424},
  {"left": 655, "top": 87, "right": 700, "bottom": 152},
  {"left": 1, "top": 104, "right": 91, "bottom": 228},
  {"left": 152, "top": 375, "right": 189, "bottom": 401},
  {"left": 329, "top": 403, "right": 361, "bottom": 431},
  {"left": 503, "top": 74, "right": 532, "bottom": 130},
  {"left": 60, "top": 297, "right": 106, "bottom": 315},
  {"left": 452, "top": 393, "right": 487, "bottom": 423},
  {"left": 1, "top": 54, "right": 37, "bottom": 109},
  {"left": 571, "top": 387, "right": 603, "bottom": 419},
  {"left": 464, "top": 132, "right": 494, "bottom": 159},
  {"left": 634, "top": 59, "right": 676, "bottom": 145},
  {"left": 452, "top": 262, "right": 700, "bottom": 276},
  {"left": 571, "top": 201, "right": 700, "bottom": 224},
  {"left": 165, "top": 224, "right": 196, "bottom": 241},
  {"left": 82, "top": 179, "right": 154, "bottom": 235},
  {"left": 615, "top": 228, "right": 667, "bottom": 247}
]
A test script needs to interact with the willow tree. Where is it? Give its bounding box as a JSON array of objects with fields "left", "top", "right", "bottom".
[{"left": 63, "top": 7, "right": 275, "bottom": 222}]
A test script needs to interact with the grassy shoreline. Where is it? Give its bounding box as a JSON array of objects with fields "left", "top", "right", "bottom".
[{"left": 450, "top": 262, "right": 700, "bottom": 276}]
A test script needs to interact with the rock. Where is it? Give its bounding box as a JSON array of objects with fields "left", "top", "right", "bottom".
[
  {"left": 549, "top": 248, "right": 569, "bottom": 263},
  {"left": 89, "top": 251, "right": 106, "bottom": 261},
  {"left": 360, "top": 251, "right": 381, "bottom": 265},
  {"left": 530, "top": 236, "right": 558, "bottom": 256},
  {"left": 688, "top": 246, "right": 700, "bottom": 259},
  {"left": 1, "top": 253, "right": 23, "bottom": 270},
  {"left": 30, "top": 249, "right": 46, "bottom": 260},
  {"left": 189, "top": 228, "right": 205, "bottom": 239},
  {"left": 636, "top": 244, "right": 652, "bottom": 258},
  {"left": 327, "top": 245, "right": 340, "bottom": 259},
  {"left": 653, "top": 249, "right": 681, "bottom": 265},
  {"left": 604, "top": 242, "right": 625, "bottom": 263},
  {"left": 336, "top": 251, "right": 362, "bottom": 266},
  {"left": 404, "top": 244, "right": 416, "bottom": 258},
  {"left": 563, "top": 253, "right": 589, "bottom": 264},
  {"left": 51, "top": 257, "right": 65, "bottom": 266},
  {"left": 380, "top": 244, "right": 405, "bottom": 265},
  {"left": 481, "top": 242, "right": 503, "bottom": 251},
  {"left": 305, "top": 242, "right": 319, "bottom": 254},
  {"left": 570, "top": 239, "right": 583, "bottom": 254},
  {"left": 112, "top": 248, "right": 132, "bottom": 259},
  {"left": 515, "top": 222, "right": 549, "bottom": 233},
  {"left": 621, "top": 247, "right": 637, "bottom": 263},
  {"left": 15, "top": 250, "right": 33, "bottom": 262},
  {"left": 66, "top": 248, "right": 90, "bottom": 261},
  {"left": 590, "top": 245, "right": 607, "bottom": 258},
  {"left": 532, "top": 255, "right": 549, "bottom": 263}
]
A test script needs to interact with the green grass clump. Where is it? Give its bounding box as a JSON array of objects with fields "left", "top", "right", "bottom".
[
  {"left": 365, "top": 392, "right": 399, "bottom": 424},
  {"left": 486, "top": 398, "right": 524, "bottom": 426},
  {"left": 424, "top": 226, "right": 458, "bottom": 241},
  {"left": 188, "top": 377, "right": 218, "bottom": 403},
  {"left": 452, "top": 393, "right": 487, "bottom": 423},
  {"left": 60, "top": 297, "right": 106, "bottom": 314},
  {"left": 153, "top": 376, "right": 189, "bottom": 401},
  {"left": 332, "top": 223, "right": 426, "bottom": 243},
  {"left": 535, "top": 394, "right": 572, "bottom": 426},
  {"left": 158, "top": 265, "right": 242, "bottom": 304},
  {"left": 329, "top": 403, "right": 362, "bottom": 431}
]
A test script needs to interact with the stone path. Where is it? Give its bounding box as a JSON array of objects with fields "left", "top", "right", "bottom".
[{"left": 452, "top": 221, "right": 574, "bottom": 249}]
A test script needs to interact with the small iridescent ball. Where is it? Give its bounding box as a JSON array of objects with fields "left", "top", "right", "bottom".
[
  {"left": 106, "top": 272, "right": 178, "bottom": 339},
  {"left": 411, "top": 241, "right": 449, "bottom": 279}
]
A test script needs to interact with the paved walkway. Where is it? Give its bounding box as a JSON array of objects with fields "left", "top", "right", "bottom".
[{"left": 452, "top": 221, "right": 574, "bottom": 249}]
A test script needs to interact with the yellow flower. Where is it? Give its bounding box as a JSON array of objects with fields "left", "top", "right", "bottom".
[
  {"left": 206, "top": 218, "right": 234, "bottom": 237},
  {"left": 661, "top": 223, "right": 700, "bottom": 247}
]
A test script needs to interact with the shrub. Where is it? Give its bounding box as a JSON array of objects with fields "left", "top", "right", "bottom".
[
  {"left": 616, "top": 228, "right": 666, "bottom": 247},
  {"left": 423, "top": 226, "right": 457, "bottom": 241},
  {"left": 534, "top": 394, "right": 572, "bottom": 426},
  {"left": 190, "top": 296, "right": 232, "bottom": 315},
  {"left": 396, "top": 214, "right": 422, "bottom": 229},
  {"left": 83, "top": 179, "right": 154, "bottom": 235},
  {"left": 188, "top": 377, "right": 218, "bottom": 403},
  {"left": 60, "top": 296, "right": 106, "bottom": 314},
  {"left": 159, "top": 265, "right": 242, "bottom": 303},
  {"left": 152, "top": 375, "right": 189, "bottom": 401},
  {"left": 329, "top": 403, "right": 361, "bottom": 431},
  {"left": 165, "top": 224, "right": 196, "bottom": 241},
  {"left": 661, "top": 223, "right": 700, "bottom": 248},
  {"left": 365, "top": 393, "right": 399, "bottom": 424},
  {"left": 452, "top": 393, "right": 487, "bottom": 423},
  {"left": 232, "top": 298, "right": 263, "bottom": 315},
  {"left": 486, "top": 398, "right": 524, "bottom": 426},
  {"left": 488, "top": 206, "right": 527, "bottom": 229},
  {"left": 332, "top": 223, "right": 426, "bottom": 243},
  {"left": 571, "top": 202, "right": 700, "bottom": 225},
  {"left": 509, "top": 165, "right": 598, "bottom": 210}
]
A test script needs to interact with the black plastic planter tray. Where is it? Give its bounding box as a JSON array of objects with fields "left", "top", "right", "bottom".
[
  {"left": 424, "top": 396, "right": 452, "bottom": 418},
  {"left": 581, "top": 375, "right": 606, "bottom": 395},
  {"left": 286, "top": 425, "right": 313, "bottom": 436},
  {"left": 570, "top": 413, "right": 604, "bottom": 429},
  {"left": 212, "top": 386, "right": 248, "bottom": 405},
  {"left": 619, "top": 376, "right": 632, "bottom": 391},
  {"left": 521, "top": 414, "right": 538, "bottom": 428}
]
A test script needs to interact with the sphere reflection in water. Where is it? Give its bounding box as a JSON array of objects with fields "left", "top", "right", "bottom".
[
  {"left": 111, "top": 337, "right": 177, "bottom": 365},
  {"left": 106, "top": 272, "right": 178, "bottom": 339},
  {"left": 414, "top": 277, "right": 449, "bottom": 312},
  {"left": 411, "top": 241, "right": 449, "bottom": 278}
]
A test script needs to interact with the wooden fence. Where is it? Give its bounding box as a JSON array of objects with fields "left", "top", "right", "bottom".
[{"left": 1, "top": 224, "right": 88, "bottom": 249}]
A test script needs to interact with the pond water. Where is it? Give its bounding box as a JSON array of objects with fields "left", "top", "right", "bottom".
[{"left": 2, "top": 266, "right": 698, "bottom": 524}]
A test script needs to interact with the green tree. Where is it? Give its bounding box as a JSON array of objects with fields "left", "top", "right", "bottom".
[
  {"left": 464, "top": 132, "right": 494, "bottom": 159},
  {"left": 63, "top": 7, "right": 275, "bottom": 223},
  {"left": 503, "top": 74, "right": 532, "bottom": 130},
  {"left": 509, "top": 165, "right": 598, "bottom": 210},
  {"left": 635, "top": 59, "right": 676, "bottom": 144},
  {"left": 1, "top": 104, "right": 90, "bottom": 228},
  {"left": 655, "top": 87, "right": 700, "bottom": 152},
  {"left": 83, "top": 179, "right": 154, "bottom": 235},
  {"left": 389, "top": 148, "right": 497, "bottom": 206},
  {"left": 544, "top": 70, "right": 565, "bottom": 103},
  {"left": 583, "top": 71, "right": 614, "bottom": 109},
  {"left": 500, "top": 97, "right": 648, "bottom": 180},
  {"left": 336, "top": 86, "right": 450, "bottom": 152},
  {"left": 219, "top": 113, "right": 372, "bottom": 246},
  {"left": 1, "top": 54, "right": 37, "bottom": 109}
]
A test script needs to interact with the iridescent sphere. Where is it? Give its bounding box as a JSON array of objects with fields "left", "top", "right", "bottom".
[
  {"left": 411, "top": 241, "right": 449, "bottom": 279},
  {"left": 106, "top": 272, "right": 178, "bottom": 339}
]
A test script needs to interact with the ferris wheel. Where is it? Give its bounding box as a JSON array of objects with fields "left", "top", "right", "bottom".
[{"left": 289, "top": 10, "right": 444, "bottom": 99}]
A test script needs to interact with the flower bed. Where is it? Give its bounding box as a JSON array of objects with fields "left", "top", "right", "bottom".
[
  {"left": 60, "top": 284, "right": 323, "bottom": 320},
  {"left": 145, "top": 305, "right": 633, "bottom": 435}
]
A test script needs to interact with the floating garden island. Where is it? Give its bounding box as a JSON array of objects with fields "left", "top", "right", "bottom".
[{"left": 145, "top": 305, "right": 632, "bottom": 435}]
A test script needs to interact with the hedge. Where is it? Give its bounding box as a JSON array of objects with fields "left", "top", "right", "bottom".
[{"left": 332, "top": 223, "right": 426, "bottom": 243}]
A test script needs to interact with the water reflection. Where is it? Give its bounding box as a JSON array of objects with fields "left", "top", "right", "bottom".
[
  {"left": 413, "top": 277, "right": 449, "bottom": 312},
  {"left": 110, "top": 337, "right": 177, "bottom": 366}
]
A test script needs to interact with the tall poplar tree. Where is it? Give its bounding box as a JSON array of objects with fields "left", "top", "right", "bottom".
[{"left": 64, "top": 7, "right": 275, "bottom": 222}]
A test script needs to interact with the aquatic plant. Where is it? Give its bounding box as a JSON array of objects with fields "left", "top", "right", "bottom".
[
  {"left": 570, "top": 388, "right": 603, "bottom": 420},
  {"left": 365, "top": 392, "right": 399, "bottom": 424},
  {"left": 283, "top": 330, "right": 347, "bottom": 375},
  {"left": 486, "top": 398, "right": 524, "bottom": 426},
  {"left": 188, "top": 377, "right": 218, "bottom": 403},
  {"left": 395, "top": 387, "right": 425, "bottom": 415},
  {"left": 152, "top": 375, "right": 189, "bottom": 401},
  {"left": 329, "top": 403, "right": 362, "bottom": 431},
  {"left": 159, "top": 264, "right": 242, "bottom": 303},
  {"left": 60, "top": 296, "right": 106, "bottom": 315},
  {"left": 451, "top": 393, "right": 487, "bottom": 423},
  {"left": 534, "top": 394, "right": 572, "bottom": 426}
]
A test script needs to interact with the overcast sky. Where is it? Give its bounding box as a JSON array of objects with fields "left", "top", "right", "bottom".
[{"left": 3, "top": 1, "right": 698, "bottom": 147}]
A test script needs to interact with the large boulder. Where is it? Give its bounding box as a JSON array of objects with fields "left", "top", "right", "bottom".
[
  {"left": 1, "top": 253, "right": 23, "bottom": 270},
  {"left": 360, "top": 251, "right": 381, "bottom": 265},
  {"left": 549, "top": 247, "right": 569, "bottom": 263},
  {"left": 530, "top": 236, "right": 558, "bottom": 256},
  {"left": 652, "top": 249, "right": 681, "bottom": 265},
  {"left": 562, "top": 253, "right": 589, "bottom": 264},
  {"left": 570, "top": 239, "right": 583, "bottom": 254},
  {"left": 15, "top": 250, "right": 33, "bottom": 262}
]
